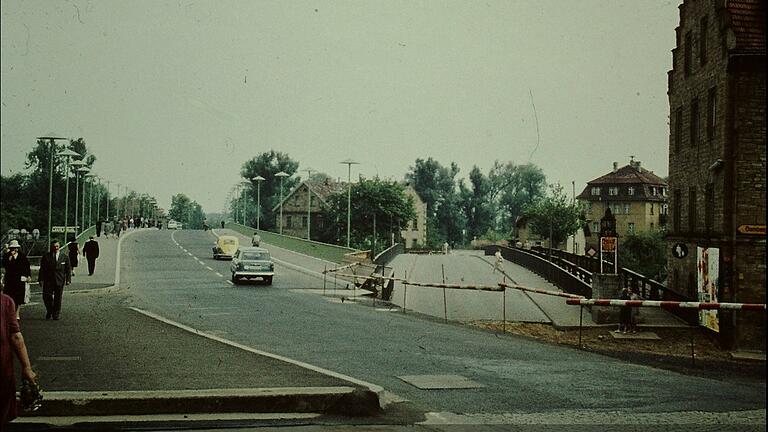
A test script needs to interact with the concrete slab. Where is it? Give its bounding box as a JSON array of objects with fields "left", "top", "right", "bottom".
[
  {"left": 609, "top": 330, "right": 661, "bottom": 340},
  {"left": 730, "top": 351, "right": 766, "bottom": 362},
  {"left": 397, "top": 375, "right": 484, "bottom": 390}
]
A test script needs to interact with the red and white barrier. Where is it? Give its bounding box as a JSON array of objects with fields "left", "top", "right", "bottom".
[
  {"left": 498, "top": 283, "right": 584, "bottom": 299},
  {"left": 322, "top": 262, "right": 363, "bottom": 274},
  {"left": 565, "top": 298, "right": 767, "bottom": 311}
]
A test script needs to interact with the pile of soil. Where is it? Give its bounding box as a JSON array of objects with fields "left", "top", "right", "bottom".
[{"left": 471, "top": 321, "right": 766, "bottom": 382}]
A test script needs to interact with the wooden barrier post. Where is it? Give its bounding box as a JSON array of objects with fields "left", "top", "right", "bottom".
[
  {"left": 578, "top": 305, "right": 583, "bottom": 348},
  {"left": 690, "top": 325, "right": 696, "bottom": 367},
  {"left": 403, "top": 270, "right": 408, "bottom": 314},
  {"left": 323, "top": 264, "right": 327, "bottom": 296},
  {"left": 502, "top": 276, "right": 506, "bottom": 333},
  {"left": 442, "top": 264, "right": 448, "bottom": 323}
]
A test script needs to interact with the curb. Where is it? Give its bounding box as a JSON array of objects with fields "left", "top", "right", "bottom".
[{"left": 23, "top": 387, "right": 381, "bottom": 417}]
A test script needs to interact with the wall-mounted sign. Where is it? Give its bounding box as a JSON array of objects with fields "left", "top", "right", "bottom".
[
  {"left": 51, "top": 226, "right": 78, "bottom": 233},
  {"left": 737, "top": 225, "right": 766, "bottom": 235},
  {"left": 586, "top": 246, "right": 597, "bottom": 257},
  {"left": 600, "top": 237, "right": 617, "bottom": 253},
  {"left": 697, "top": 246, "right": 720, "bottom": 332},
  {"left": 672, "top": 243, "right": 688, "bottom": 259}
]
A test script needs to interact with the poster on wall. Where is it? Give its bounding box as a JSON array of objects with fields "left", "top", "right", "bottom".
[{"left": 697, "top": 246, "right": 720, "bottom": 332}]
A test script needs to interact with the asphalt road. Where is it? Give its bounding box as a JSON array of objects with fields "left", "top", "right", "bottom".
[{"left": 119, "top": 229, "right": 765, "bottom": 424}]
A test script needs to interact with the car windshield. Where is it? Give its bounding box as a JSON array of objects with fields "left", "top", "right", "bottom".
[
  {"left": 241, "top": 252, "right": 269, "bottom": 261},
  {"left": 221, "top": 239, "right": 236, "bottom": 245}
]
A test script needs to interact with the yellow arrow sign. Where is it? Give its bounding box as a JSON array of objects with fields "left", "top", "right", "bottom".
[{"left": 737, "top": 225, "right": 766, "bottom": 235}]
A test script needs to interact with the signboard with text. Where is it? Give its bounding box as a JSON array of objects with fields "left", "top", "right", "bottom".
[
  {"left": 600, "top": 237, "right": 617, "bottom": 253},
  {"left": 51, "top": 226, "right": 79, "bottom": 233},
  {"left": 737, "top": 225, "right": 766, "bottom": 235}
]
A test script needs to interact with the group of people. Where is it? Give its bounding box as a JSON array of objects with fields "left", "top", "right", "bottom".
[{"left": 618, "top": 286, "right": 642, "bottom": 334}]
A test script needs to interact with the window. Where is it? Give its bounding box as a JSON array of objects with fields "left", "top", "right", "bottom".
[
  {"left": 302, "top": 215, "right": 308, "bottom": 228},
  {"left": 412, "top": 217, "right": 418, "bottom": 230},
  {"left": 628, "top": 186, "right": 635, "bottom": 196},
  {"left": 690, "top": 97, "right": 699, "bottom": 146},
  {"left": 286, "top": 215, "right": 293, "bottom": 227},
  {"left": 650, "top": 222, "right": 655, "bottom": 230},
  {"left": 705, "top": 183, "right": 714, "bottom": 233},
  {"left": 684, "top": 31, "right": 692, "bottom": 76},
  {"left": 592, "top": 222, "right": 599, "bottom": 233},
  {"left": 707, "top": 87, "right": 716, "bottom": 141},
  {"left": 591, "top": 187, "right": 601, "bottom": 196},
  {"left": 628, "top": 222, "right": 635, "bottom": 234},
  {"left": 624, "top": 204, "right": 630, "bottom": 214},
  {"left": 688, "top": 187, "right": 697, "bottom": 233},
  {"left": 700, "top": 16, "right": 708, "bottom": 66},
  {"left": 674, "top": 189, "right": 681, "bottom": 232},
  {"left": 608, "top": 187, "right": 619, "bottom": 196},
  {"left": 650, "top": 203, "right": 654, "bottom": 215},
  {"left": 652, "top": 187, "right": 658, "bottom": 196},
  {"left": 662, "top": 187, "right": 667, "bottom": 196},
  {"left": 675, "top": 107, "right": 683, "bottom": 152}
]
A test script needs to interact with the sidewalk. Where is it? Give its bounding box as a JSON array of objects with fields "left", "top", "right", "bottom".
[{"left": 14, "top": 229, "right": 381, "bottom": 424}]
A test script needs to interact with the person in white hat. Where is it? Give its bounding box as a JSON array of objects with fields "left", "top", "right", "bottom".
[{"left": 1, "top": 240, "right": 31, "bottom": 320}]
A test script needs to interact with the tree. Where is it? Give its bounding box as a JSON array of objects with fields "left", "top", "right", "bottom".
[
  {"left": 405, "top": 158, "right": 464, "bottom": 246},
  {"left": 618, "top": 230, "right": 668, "bottom": 282},
  {"left": 523, "top": 183, "right": 583, "bottom": 248},
  {"left": 459, "top": 166, "right": 495, "bottom": 241},
  {"left": 238, "top": 151, "right": 300, "bottom": 229},
  {"left": 169, "top": 193, "right": 206, "bottom": 229},
  {"left": 318, "top": 178, "right": 415, "bottom": 252},
  {"left": 490, "top": 162, "right": 547, "bottom": 234}
]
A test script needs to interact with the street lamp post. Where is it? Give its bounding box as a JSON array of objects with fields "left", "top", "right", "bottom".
[
  {"left": 252, "top": 176, "right": 265, "bottom": 230},
  {"left": 275, "top": 171, "right": 289, "bottom": 235},
  {"left": 340, "top": 159, "right": 359, "bottom": 248},
  {"left": 241, "top": 182, "right": 249, "bottom": 225},
  {"left": 37, "top": 135, "right": 69, "bottom": 242},
  {"left": 105, "top": 180, "right": 111, "bottom": 220},
  {"left": 304, "top": 168, "right": 314, "bottom": 240},
  {"left": 70, "top": 159, "right": 86, "bottom": 236},
  {"left": 95, "top": 177, "right": 101, "bottom": 223},
  {"left": 87, "top": 173, "right": 96, "bottom": 229},
  {"left": 77, "top": 167, "right": 90, "bottom": 235},
  {"left": 58, "top": 149, "right": 80, "bottom": 240}
]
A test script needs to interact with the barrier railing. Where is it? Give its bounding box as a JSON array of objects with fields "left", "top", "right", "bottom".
[{"left": 488, "top": 246, "right": 592, "bottom": 298}]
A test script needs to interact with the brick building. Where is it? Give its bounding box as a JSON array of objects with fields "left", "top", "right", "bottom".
[
  {"left": 666, "top": 0, "right": 765, "bottom": 350},
  {"left": 577, "top": 159, "right": 669, "bottom": 250}
]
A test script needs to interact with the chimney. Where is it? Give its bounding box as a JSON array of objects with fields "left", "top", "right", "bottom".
[
  {"left": 613, "top": 162, "right": 618, "bottom": 172},
  {"left": 630, "top": 160, "right": 642, "bottom": 170}
]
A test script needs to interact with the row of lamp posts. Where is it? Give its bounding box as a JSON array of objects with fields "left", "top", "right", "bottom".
[
  {"left": 236, "top": 159, "right": 358, "bottom": 248},
  {"left": 37, "top": 134, "right": 147, "bottom": 242}
]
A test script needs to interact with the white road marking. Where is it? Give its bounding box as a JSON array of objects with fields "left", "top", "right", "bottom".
[
  {"left": 206, "top": 266, "right": 214, "bottom": 271},
  {"left": 226, "top": 280, "right": 233, "bottom": 285},
  {"left": 38, "top": 356, "right": 81, "bottom": 361},
  {"left": 215, "top": 273, "right": 223, "bottom": 277}
]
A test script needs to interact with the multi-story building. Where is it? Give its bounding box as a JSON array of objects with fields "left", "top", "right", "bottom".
[
  {"left": 400, "top": 185, "right": 427, "bottom": 249},
  {"left": 666, "top": 0, "right": 765, "bottom": 350},
  {"left": 578, "top": 159, "right": 669, "bottom": 250}
]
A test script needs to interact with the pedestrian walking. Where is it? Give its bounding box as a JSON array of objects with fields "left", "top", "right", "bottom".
[
  {"left": 220, "top": 220, "right": 225, "bottom": 229},
  {"left": 618, "top": 287, "right": 632, "bottom": 333},
  {"left": 629, "top": 288, "right": 641, "bottom": 333},
  {"left": 38, "top": 240, "right": 71, "bottom": 320},
  {"left": 493, "top": 249, "right": 504, "bottom": 274},
  {"left": 1, "top": 283, "right": 38, "bottom": 425},
  {"left": 251, "top": 231, "right": 261, "bottom": 247},
  {"left": 32, "top": 229, "right": 40, "bottom": 240},
  {"left": 1, "top": 240, "right": 31, "bottom": 321},
  {"left": 66, "top": 234, "right": 80, "bottom": 276},
  {"left": 82, "top": 236, "right": 100, "bottom": 276},
  {"left": 96, "top": 220, "right": 103, "bottom": 237}
]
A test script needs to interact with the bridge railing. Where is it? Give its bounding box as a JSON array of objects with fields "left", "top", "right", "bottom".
[{"left": 488, "top": 246, "right": 592, "bottom": 298}]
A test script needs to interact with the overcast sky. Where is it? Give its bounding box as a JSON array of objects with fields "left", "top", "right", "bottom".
[{"left": 1, "top": 0, "right": 680, "bottom": 213}]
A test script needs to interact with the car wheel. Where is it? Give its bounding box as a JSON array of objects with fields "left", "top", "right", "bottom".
[
  {"left": 265, "top": 276, "right": 273, "bottom": 285},
  {"left": 231, "top": 273, "right": 238, "bottom": 284}
]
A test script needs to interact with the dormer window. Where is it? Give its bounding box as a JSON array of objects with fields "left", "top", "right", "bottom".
[
  {"left": 608, "top": 187, "right": 619, "bottom": 196},
  {"left": 628, "top": 186, "right": 635, "bottom": 196},
  {"left": 591, "top": 187, "right": 601, "bottom": 196}
]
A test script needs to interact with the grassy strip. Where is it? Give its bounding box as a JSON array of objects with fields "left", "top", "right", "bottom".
[{"left": 225, "top": 223, "right": 356, "bottom": 263}]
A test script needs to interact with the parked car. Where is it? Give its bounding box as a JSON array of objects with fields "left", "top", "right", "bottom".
[
  {"left": 167, "top": 220, "right": 178, "bottom": 229},
  {"left": 213, "top": 235, "right": 239, "bottom": 260},
  {"left": 230, "top": 247, "right": 274, "bottom": 285}
]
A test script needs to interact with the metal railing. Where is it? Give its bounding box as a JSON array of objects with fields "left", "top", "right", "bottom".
[{"left": 488, "top": 246, "right": 592, "bottom": 298}]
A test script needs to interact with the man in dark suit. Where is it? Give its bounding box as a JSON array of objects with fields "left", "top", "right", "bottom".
[
  {"left": 38, "top": 240, "right": 71, "bottom": 320},
  {"left": 82, "top": 236, "right": 100, "bottom": 276}
]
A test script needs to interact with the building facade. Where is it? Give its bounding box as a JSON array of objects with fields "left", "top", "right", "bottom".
[
  {"left": 399, "top": 185, "right": 427, "bottom": 249},
  {"left": 666, "top": 0, "right": 765, "bottom": 350},
  {"left": 272, "top": 179, "right": 346, "bottom": 239},
  {"left": 577, "top": 160, "right": 669, "bottom": 251}
]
